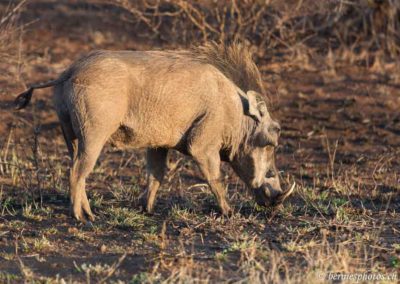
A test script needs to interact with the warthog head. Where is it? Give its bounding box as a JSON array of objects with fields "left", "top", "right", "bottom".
[{"left": 232, "top": 90, "right": 294, "bottom": 207}]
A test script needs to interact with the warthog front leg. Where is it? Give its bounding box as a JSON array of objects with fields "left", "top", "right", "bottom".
[
  {"left": 144, "top": 148, "right": 168, "bottom": 213},
  {"left": 193, "top": 152, "right": 232, "bottom": 215}
]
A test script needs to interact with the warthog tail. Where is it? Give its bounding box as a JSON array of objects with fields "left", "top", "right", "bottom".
[
  {"left": 14, "top": 76, "right": 67, "bottom": 110},
  {"left": 14, "top": 87, "right": 34, "bottom": 110}
]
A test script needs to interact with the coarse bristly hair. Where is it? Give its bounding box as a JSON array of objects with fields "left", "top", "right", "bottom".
[
  {"left": 189, "top": 42, "right": 265, "bottom": 158},
  {"left": 190, "top": 41, "right": 266, "bottom": 97}
]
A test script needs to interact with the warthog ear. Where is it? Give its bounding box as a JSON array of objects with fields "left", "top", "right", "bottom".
[
  {"left": 238, "top": 89, "right": 267, "bottom": 123},
  {"left": 257, "top": 100, "right": 268, "bottom": 117},
  {"left": 239, "top": 90, "right": 261, "bottom": 122}
]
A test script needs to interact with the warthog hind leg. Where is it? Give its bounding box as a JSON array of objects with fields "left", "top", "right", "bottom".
[
  {"left": 144, "top": 148, "right": 168, "bottom": 213},
  {"left": 69, "top": 136, "right": 105, "bottom": 222}
]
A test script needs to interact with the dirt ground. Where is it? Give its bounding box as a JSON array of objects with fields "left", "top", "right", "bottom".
[{"left": 0, "top": 1, "right": 399, "bottom": 283}]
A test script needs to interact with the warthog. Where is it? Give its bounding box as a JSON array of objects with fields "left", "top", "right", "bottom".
[{"left": 15, "top": 43, "right": 294, "bottom": 222}]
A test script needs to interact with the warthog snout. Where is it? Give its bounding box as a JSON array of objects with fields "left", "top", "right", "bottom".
[{"left": 254, "top": 178, "right": 295, "bottom": 207}]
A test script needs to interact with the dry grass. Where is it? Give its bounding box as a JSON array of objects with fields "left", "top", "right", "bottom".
[{"left": 108, "top": 0, "right": 400, "bottom": 60}]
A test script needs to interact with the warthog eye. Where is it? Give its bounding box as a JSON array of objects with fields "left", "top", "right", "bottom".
[{"left": 265, "top": 169, "right": 276, "bottom": 178}]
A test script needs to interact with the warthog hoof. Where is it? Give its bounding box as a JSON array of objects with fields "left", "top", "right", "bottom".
[
  {"left": 71, "top": 197, "right": 95, "bottom": 223},
  {"left": 137, "top": 194, "right": 155, "bottom": 215},
  {"left": 220, "top": 204, "right": 234, "bottom": 216}
]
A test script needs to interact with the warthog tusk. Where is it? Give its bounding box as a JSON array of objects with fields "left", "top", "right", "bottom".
[{"left": 276, "top": 182, "right": 296, "bottom": 204}]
